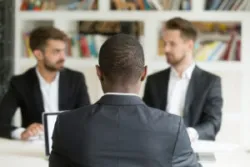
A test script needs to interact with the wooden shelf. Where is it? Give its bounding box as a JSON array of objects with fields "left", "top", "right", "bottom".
[{"left": 18, "top": 11, "right": 248, "bottom": 21}]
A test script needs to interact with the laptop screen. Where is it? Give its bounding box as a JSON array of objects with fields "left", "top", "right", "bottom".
[{"left": 43, "top": 112, "right": 60, "bottom": 156}]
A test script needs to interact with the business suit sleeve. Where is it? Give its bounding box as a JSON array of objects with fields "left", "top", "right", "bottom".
[
  {"left": 142, "top": 77, "right": 153, "bottom": 107},
  {"left": 75, "top": 73, "right": 91, "bottom": 108},
  {"left": 194, "top": 77, "right": 223, "bottom": 140},
  {"left": 49, "top": 116, "right": 69, "bottom": 167},
  {"left": 172, "top": 118, "right": 201, "bottom": 167},
  {"left": 0, "top": 78, "right": 19, "bottom": 138}
]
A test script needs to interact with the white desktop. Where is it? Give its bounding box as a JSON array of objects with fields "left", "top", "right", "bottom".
[{"left": 0, "top": 113, "right": 249, "bottom": 167}]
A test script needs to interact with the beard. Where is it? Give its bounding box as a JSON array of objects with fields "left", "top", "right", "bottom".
[
  {"left": 44, "top": 58, "right": 64, "bottom": 72},
  {"left": 166, "top": 53, "right": 186, "bottom": 66}
]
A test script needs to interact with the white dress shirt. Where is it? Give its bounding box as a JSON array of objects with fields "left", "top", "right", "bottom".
[
  {"left": 36, "top": 68, "right": 59, "bottom": 113},
  {"left": 11, "top": 68, "right": 59, "bottom": 139},
  {"left": 166, "top": 63, "right": 195, "bottom": 115},
  {"left": 166, "top": 63, "right": 199, "bottom": 141}
]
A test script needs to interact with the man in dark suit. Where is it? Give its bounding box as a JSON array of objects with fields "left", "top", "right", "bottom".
[
  {"left": 49, "top": 34, "right": 201, "bottom": 167},
  {"left": 143, "top": 17, "right": 223, "bottom": 141},
  {"left": 0, "top": 26, "right": 90, "bottom": 140}
]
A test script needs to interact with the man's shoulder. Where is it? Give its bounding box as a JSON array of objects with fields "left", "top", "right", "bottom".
[
  {"left": 144, "top": 107, "right": 182, "bottom": 138},
  {"left": 147, "top": 68, "right": 170, "bottom": 81},
  {"left": 58, "top": 104, "right": 96, "bottom": 121},
  {"left": 198, "top": 67, "right": 221, "bottom": 81},
  {"left": 10, "top": 67, "right": 35, "bottom": 84},
  {"left": 61, "top": 68, "right": 85, "bottom": 79},
  {"left": 58, "top": 104, "right": 181, "bottom": 124},
  {"left": 147, "top": 106, "right": 181, "bottom": 128},
  {"left": 61, "top": 68, "right": 83, "bottom": 76}
]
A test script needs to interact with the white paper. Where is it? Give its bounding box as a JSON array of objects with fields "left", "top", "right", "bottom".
[{"left": 192, "top": 140, "right": 240, "bottom": 153}]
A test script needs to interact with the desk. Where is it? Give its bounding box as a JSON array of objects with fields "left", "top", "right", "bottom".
[
  {"left": 0, "top": 138, "right": 249, "bottom": 167},
  {"left": 0, "top": 138, "right": 47, "bottom": 167}
]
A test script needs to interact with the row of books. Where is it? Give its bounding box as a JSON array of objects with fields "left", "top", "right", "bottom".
[
  {"left": 67, "top": 34, "right": 107, "bottom": 58},
  {"left": 78, "top": 21, "right": 240, "bottom": 36},
  {"left": 111, "top": 0, "right": 191, "bottom": 10},
  {"left": 78, "top": 21, "right": 144, "bottom": 36},
  {"left": 192, "top": 22, "right": 241, "bottom": 34},
  {"left": 194, "top": 22, "right": 241, "bottom": 61},
  {"left": 20, "top": 0, "right": 192, "bottom": 11},
  {"left": 21, "top": 0, "right": 250, "bottom": 11},
  {"left": 195, "top": 33, "right": 241, "bottom": 61},
  {"left": 20, "top": 0, "right": 98, "bottom": 11},
  {"left": 205, "top": 0, "right": 250, "bottom": 11}
]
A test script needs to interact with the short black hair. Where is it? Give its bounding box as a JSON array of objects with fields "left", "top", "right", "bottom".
[
  {"left": 99, "top": 33, "right": 144, "bottom": 84},
  {"left": 29, "top": 26, "right": 67, "bottom": 51}
]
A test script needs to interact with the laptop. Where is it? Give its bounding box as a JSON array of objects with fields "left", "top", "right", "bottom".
[{"left": 42, "top": 112, "right": 61, "bottom": 158}]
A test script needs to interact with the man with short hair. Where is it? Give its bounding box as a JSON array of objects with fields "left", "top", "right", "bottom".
[
  {"left": 49, "top": 34, "right": 201, "bottom": 167},
  {"left": 143, "top": 17, "right": 223, "bottom": 141},
  {"left": 0, "top": 26, "right": 90, "bottom": 140}
]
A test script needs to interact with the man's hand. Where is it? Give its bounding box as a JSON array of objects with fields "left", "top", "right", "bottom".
[
  {"left": 21, "top": 123, "right": 44, "bottom": 141},
  {"left": 187, "top": 127, "right": 199, "bottom": 143}
]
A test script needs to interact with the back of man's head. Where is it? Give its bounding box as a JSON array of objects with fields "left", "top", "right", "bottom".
[{"left": 98, "top": 33, "right": 145, "bottom": 85}]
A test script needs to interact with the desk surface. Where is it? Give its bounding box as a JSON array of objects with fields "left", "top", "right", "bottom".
[{"left": 0, "top": 138, "right": 249, "bottom": 167}]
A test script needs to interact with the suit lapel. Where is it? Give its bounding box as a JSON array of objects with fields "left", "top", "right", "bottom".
[
  {"left": 159, "top": 69, "right": 170, "bottom": 110},
  {"left": 30, "top": 68, "right": 44, "bottom": 113},
  {"left": 58, "top": 69, "right": 69, "bottom": 110},
  {"left": 183, "top": 66, "right": 201, "bottom": 120}
]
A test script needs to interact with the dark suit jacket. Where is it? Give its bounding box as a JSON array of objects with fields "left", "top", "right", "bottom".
[
  {"left": 143, "top": 66, "right": 223, "bottom": 140},
  {"left": 49, "top": 95, "right": 201, "bottom": 167},
  {"left": 0, "top": 67, "right": 90, "bottom": 139}
]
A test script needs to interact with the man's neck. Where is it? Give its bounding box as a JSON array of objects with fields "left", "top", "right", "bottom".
[
  {"left": 172, "top": 60, "right": 194, "bottom": 77},
  {"left": 103, "top": 85, "right": 140, "bottom": 95},
  {"left": 104, "top": 90, "right": 139, "bottom": 94},
  {"left": 37, "top": 66, "right": 57, "bottom": 83}
]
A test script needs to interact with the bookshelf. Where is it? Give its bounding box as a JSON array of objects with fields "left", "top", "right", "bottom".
[
  {"left": 14, "top": 0, "right": 250, "bottom": 148},
  {"left": 204, "top": 0, "right": 250, "bottom": 11}
]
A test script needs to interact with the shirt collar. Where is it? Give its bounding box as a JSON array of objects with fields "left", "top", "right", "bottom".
[
  {"left": 35, "top": 67, "right": 60, "bottom": 85},
  {"left": 104, "top": 92, "right": 140, "bottom": 97},
  {"left": 170, "top": 62, "right": 195, "bottom": 79}
]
